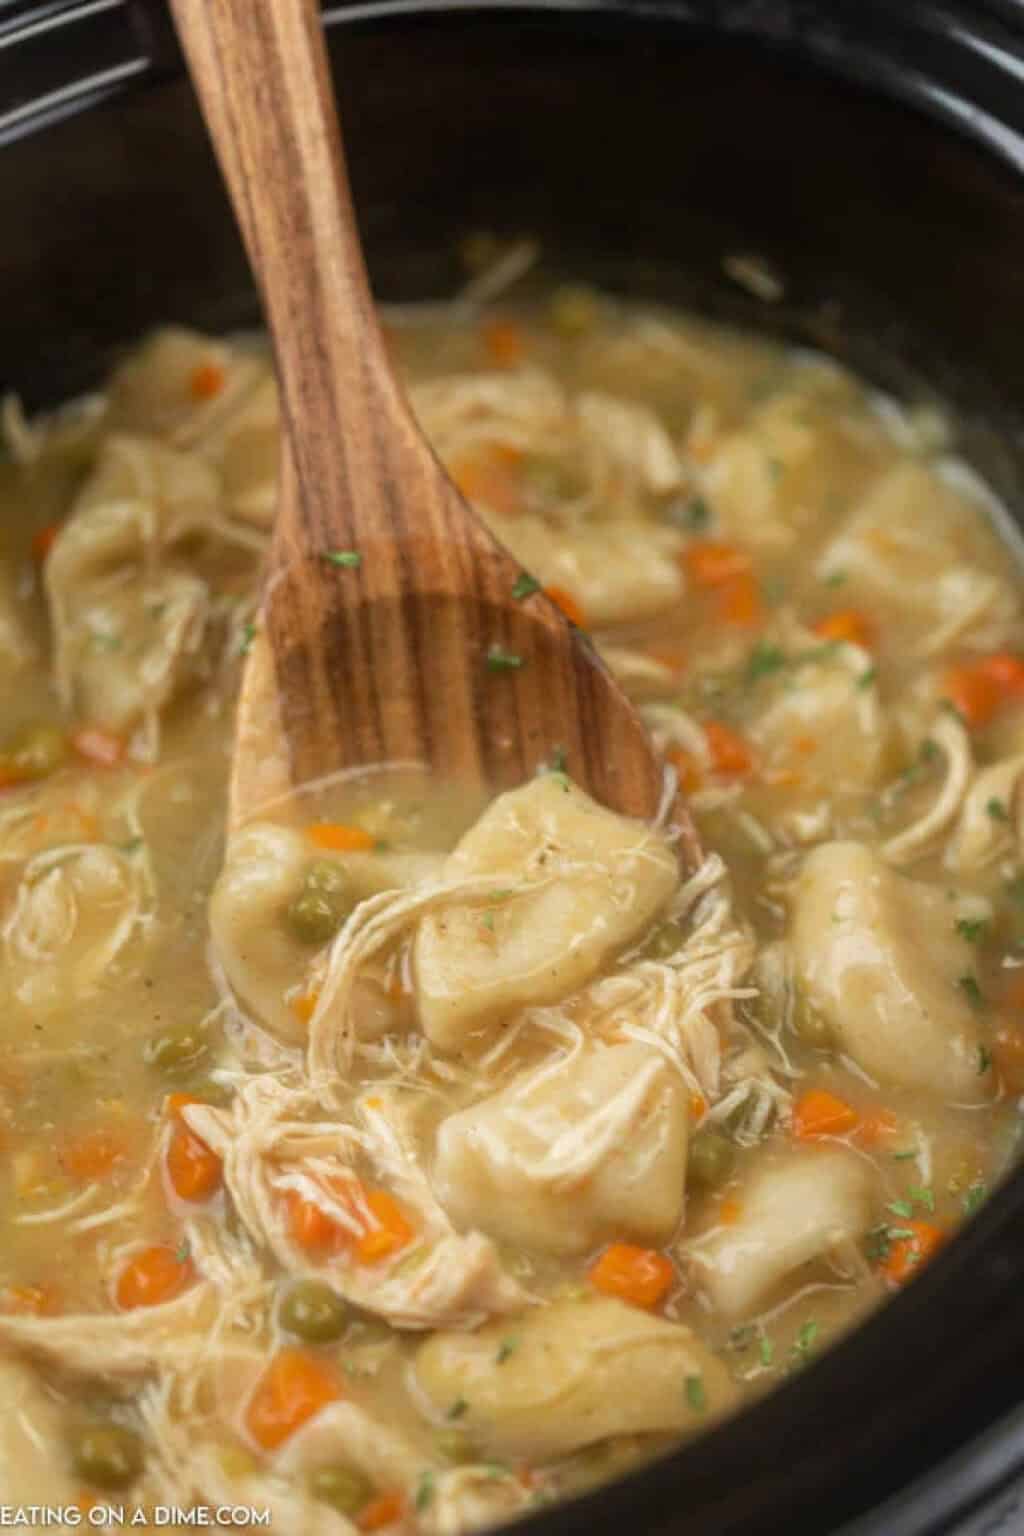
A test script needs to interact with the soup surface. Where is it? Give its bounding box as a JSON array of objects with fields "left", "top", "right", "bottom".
[{"left": 0, "top": 285, "right": 1022, "bottom": 1529}]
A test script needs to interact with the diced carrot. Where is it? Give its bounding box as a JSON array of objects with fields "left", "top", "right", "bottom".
[
  {"left": 682, "top": 541, "right": 751, "bottom": 589},
  {"left": 0, "top": 1283, "right": 60, "bottom": 1316},
  {"left": 355, "top": 1189, "right": 414, "bottom": 1264},
  {"left": 450, "top": 444, "right": 523, "bottom": 518},
  {"left": 61, "top": 1128, "right": 127, "bottom": 1181},
  {"left": 291, "top": 988, "right": 320, "bottom": 1026},
  {"left": 704, "top": 720, "right": 755, "bottom": 779},
  {"left": 165, "top": 1091, "right": 199, "bottom": 1121},
  {"left": 543, "top": 585, "right": 587, "bottom": 628},
  {"left": 482, "top": 319, "right": 525, "bottom": 368},
  {"left": 718, "top": 1198, "right": 743, "bottom": 1225},
  {"left": 857, "top": 1109, "right": 900, "bottom": 1147},
  {"left": 942, "top": 653, "right": 1024, "bottom": 729},
  {"left": 30, "top": 524, "right": 60, "bottom": 563},
  {"left": 115, "top": 1244, "right": 194, "bottom": 1310},
  {"left": 993, "top": 1025, "right": 1024, "bottom": 1094},
  {"left": 588, "top": 1242, "right": 674, "bottom": 1310},
  {"left": 879, "top": 1220, "right": 946, "bottom": 1286},
  {"left": 793, "top": 1089, "right": 861, "bottom": 1141},
  {"left": 358, "top": 1492, "right": 405, "bottom": 1532},
  {"left": 189, "top": 361, "right": 226, "bottom": 400},
  {"left": 285, "top": 1189, "right": 345, "bottom": 1253},
  {"left": 306, "top": 823, "right": 375, "bottom": 853},
  {"left": 690, "top": 1093, "right": 707, "bottom": 1124},
  {"left": 245, "top": 1348, "right": 342, "bottom": 1452},
  {"left": 792, "top": 735, "right": 819, "bottom": 758},
  {"left": 645, "top": 644, "right": 687, "bottom": 674},
  {"left": 716, "top": 571, "right": 763, "bottom": 628},
  {"left": 812, "top": 609, "right": 874, "bottom": 649},
  {"left": 70, "top": 726, "right": 125, "bottom": 768},
  {"left": 166, "top": 1121, "right": 222, "bottom": 1204},
  {"left": 666, "top": 745, "right": 702, "bottom": 793}
]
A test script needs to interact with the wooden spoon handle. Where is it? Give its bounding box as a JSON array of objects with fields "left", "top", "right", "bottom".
[{"left": 169, "top": 0, "right": 423, "bottom": 563}]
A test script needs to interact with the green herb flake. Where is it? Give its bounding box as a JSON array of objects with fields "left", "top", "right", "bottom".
[
  {"left": 175, "top": 1238, "right": 190, "bottom": 1265},
  {"left": 447, "top": 1398, "right": 469, "bottom": 1421},
  {"left": 322, "top": 548, "right": 362, "bottom": 569},
  {"left": 486, "top": 643, "right": 524, "bottom": 673},
  {"left": 892, "top": 1148, "right": 919, "bottom": 1162},
  {"left": 745, "top": 642, "right": 787, "bottom": 684},
  {"left": 790, "top": 1321, "right": 819, "bottom": 1363},
  {"left": 668, "top": 495, "right": 711, "bottom": 531},
  {"left": 978, "top": 1044, "right": 993, "bottom": 1075},
  {"left": 759, "top": 1336, "right": 775, "bottom": 1368},
  {"left": 963, "top": 1182, "right": 988, "bottom": 1217},
  {"left": 958, "top": 974, "right": 986, "bottom": 1012},
  {"left": 857, "top": 667, "right": 878, "bottom": 691},
  {"left": 987, "top": 797, "right": 1010, "bottom": 823},
  {"left": 119, "top": 836, "right": 144, "bottom": 855},
  {"left": 909, "top": 1185, "right": 936, "bottom": 1213},
  {"left": 511, "top": 571, "right": 541, "bottom": 600},
  {"left": 481, "top": 910, "right": 496, "bottom": 932},
  {"left": 239, "top": 620, "right": 258, "bottom": 655},
  {"left": 415, "top": 1472, "right": 435, "bottom": 1513},
  {"left": 685, "top": 1374, "right": 707, "bottom": 1413},
  {"left": 955, "top": 917, "right": 989, "bottom": 945},
  {"left": 886, "top": 1199, "right": 915, "bottom": 1220},
  {"left": 496, "top": 1337, "right": 518, "bottom": 1364},
  {"left": 824, "top": 570, "right": 847, "bottom": 588}
]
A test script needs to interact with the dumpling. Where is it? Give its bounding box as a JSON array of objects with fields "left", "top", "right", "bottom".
[
  {"left": 788, "top": 841, "right": 988, "bottom": 1101},
  {"left": 413, "top": 1297, "right": 736, "bottom": 1460},
  {"left": 479, "top": 507, "right": 684, "bottom": 624},
  {"left": 687, "top": 1149, "right": 872, "bottom": 1317},
  {"left": 816, "top": 463, "right": 1021, "bottom": 654},
  {"left": 413, "top": 777, "right": 678, "bottom": 1052},
  {"left": 433, "top": 1042, "right": 688, "bottom": 1255},
  {"left": 45, "top": 435, "right": 220, "bottom": 736}
]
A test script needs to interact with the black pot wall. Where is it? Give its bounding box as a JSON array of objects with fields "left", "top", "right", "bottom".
[{"left": 1, "top": 3, "right": 1024, "bottom": 1533}]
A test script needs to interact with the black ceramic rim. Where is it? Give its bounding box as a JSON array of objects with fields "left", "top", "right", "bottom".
[{"left": 1, "top": 4, "right": 1024, "bottom": 1534}]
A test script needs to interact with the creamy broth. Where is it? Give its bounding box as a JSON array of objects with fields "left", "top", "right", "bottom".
[{"left": 0, "top": 290, "right": 1021, "bottom": 1528}]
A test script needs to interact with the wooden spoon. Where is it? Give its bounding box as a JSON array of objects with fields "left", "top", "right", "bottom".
[{"left": 170, "top": 0, "right": 696, "bottom": 859}]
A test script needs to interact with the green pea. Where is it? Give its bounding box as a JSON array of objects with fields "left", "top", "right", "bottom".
[
  {"left": 549, "top": 284, "right": 602, "bottom": 337},
  {"left": 279, "top": 1280, "right": 348, "bottom": 1342},
  {"left": 437, "top": 1429, "right": 475, "bottom": 1464},
  {"left": 309, "top": 1464, "right": 374, "bottom": 1516},
  {"left": 69, "top": 1423, "right": 144, "bottom": 1489},
  {"left": 794, "top": 1000, "right": 832, "bottom": 1050},
  {"left": 2, "top": 723, "right": 66, "bottom": 782},
  {"left": 645, "top": 920, "right": 685, "bottom": 960},
  {"left": 688, "top": 1131, "right": 736, "bottom": 1190},
  {"left": 144, "top": 1025, "right": 209, "bottom": 1076},
  {"left": 286, "top": 861, "right": 350, "bottom": 945}
]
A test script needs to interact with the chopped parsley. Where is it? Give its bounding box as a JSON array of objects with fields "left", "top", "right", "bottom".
[
  {"left": 987, "top": 798, "right": 1010, "bottom": 823},
  {"left": 892, "top": 1148, "right": 919, "bottom": 1162},
  {"left": 685, "top": 1374, "right": 707, "bottom": 1413},
  {"left": 790, "top": 1320, "right": 819, "bottom": 1364},
  {"left": 481, "top": 910, "right": 496, "bottom": 932},
  {"left": 886, "top": 1199, "right": 915, "bottom": 1220},
  {"left": 824, "top": 570, "right": 847, "bottom": 587},
  {"left": 119, "top": 836, "right": 144, "bottom": 855},
  {"left": 496, "top": 1337, "right": 518, "bottom": 1364},
  {"left": 512, "top": 571, "right": 541, "bottom": 600},
  {"left": 759, "top": 1336, "right": 775, "bottom": 1368},
  {"left": 415, "top": 1472, "right": 435, "bottom": 1512},
  {"left": 486, "top": 643, "right": 524, "bottom": 673},
  {"left": 955, "top": 917, "right": 989, "bottom": 944},
  {"left": 958, "top": 974, "right": 986, "bottom": 1012},
  {"left": 668, "top": 495, "right": 711, "bottom": 531},
  {"left": 175, "top": 1238, "right": 190, "bottom": 1265},
  {"left": 857, "top": 666, "right": 878, "bottom": 690},
  {"left": 978, "top": 1044, "right": 993, "bottom": 1075},
  {"left": 963, "top": 1182, "right": 988, "bottom": 1216},
  {"left": 908, "top": 1185, "right": 936, "bottom": 1213},
  {"left": 239, "top": 620, "right": 258, "bottom": 655},
  {"left": 447, "top": 1397, "right": 469, "bottom": 1420},
  {"left": 745, "top": 642, "right": 787, "bottom": 683},
  {"left": 321, "top": 548, "right": 362, "bottom": 568}
]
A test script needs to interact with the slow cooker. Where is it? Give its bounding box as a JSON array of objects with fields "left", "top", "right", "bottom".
[{"left": 1, "top": 1, "right": 1023, "bottom": 1531}]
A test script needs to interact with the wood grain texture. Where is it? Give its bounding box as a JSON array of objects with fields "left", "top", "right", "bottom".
[{"left": 169, "top": 0, "right": 697, "bottom": 861}]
